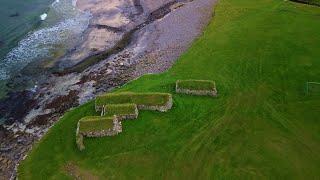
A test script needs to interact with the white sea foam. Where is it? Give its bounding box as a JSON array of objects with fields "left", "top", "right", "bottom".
[
  {"left": 72, "top": 0, "right": 77, "bottom": 7},
  {"left": 40, "top": 13, "right": 48, "bottom": 21},
  {"left": 0, "top": 0, "right": 91, "bottom": 80}
]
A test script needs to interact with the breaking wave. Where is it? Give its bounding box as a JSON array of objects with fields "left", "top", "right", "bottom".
[{"left": 40, "top": 13, "right": 48, "bottom": 21}]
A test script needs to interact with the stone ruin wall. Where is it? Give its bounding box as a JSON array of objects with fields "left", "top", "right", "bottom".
[
  {"left": 137, "top": 94, "right": 173, "bottom": 112},
  {"left": 76, "top": 116, "right": 122, "bottom": 150},
  {"left": 103, "top": 105, "right": 139, "bottom": 121},
  {"left": 96, "top": 94, "right": 173, "bottom": 113},
  {"left": 176, "top": 84, "right": 217, "bottom": 96}
]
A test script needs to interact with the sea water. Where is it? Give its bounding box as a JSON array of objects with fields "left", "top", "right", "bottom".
[{"left": 0, "top": 0, "right": 91, "bottom": 82}]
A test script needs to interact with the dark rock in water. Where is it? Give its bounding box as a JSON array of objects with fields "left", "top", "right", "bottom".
[
  {"left": 9, "top": 12, "right": 19, "bottom": 17},
  {"left": 0, "top": 40, "right": 4, "bottom": 47},
  {"left": 0, "top": 125, "right": 9, "bottom": 139},
  {"left": 0, "top": 91, "right": 37, "bottom": 125}
]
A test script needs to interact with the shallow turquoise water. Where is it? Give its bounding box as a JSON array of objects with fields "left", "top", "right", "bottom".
[
  {"left": 0, "top": 0, "right": 91, "bottom": 125},
  {"left": 0, "top": 0, "right": 91, "bottom": 102},
  {"left": 0, "top": 0, "right": 53, "bottom": 100},
  {"left": 0, "top": 0, "right": 91, "bottom": 80},
  {"left": 0, "top": 0, "right": 53, "bottom": 61}
]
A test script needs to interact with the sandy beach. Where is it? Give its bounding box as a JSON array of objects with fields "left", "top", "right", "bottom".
[{"left": 0, "top": 0, "right": 217, "bottom": 178}]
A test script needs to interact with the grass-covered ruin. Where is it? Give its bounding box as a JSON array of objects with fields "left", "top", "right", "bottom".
[
  {"left": 76, "top": 116, "right": 122, "bottom": 151},
  {"left": 76, "top": 92, "right": 173, "bottom": 151},
  {"left": 102, "top": 104, "right": 139, "bottom": 120},
  {"left": 95, "top": 92, "right": 172, "bottom": 112},
  {"left": 176, "top": 79, "right": 217, "bottom": 96}
]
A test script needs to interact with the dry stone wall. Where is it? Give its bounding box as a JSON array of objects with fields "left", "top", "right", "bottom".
[
  {"left": 175, "top": 82, "right": 217, "bottom": 97},
  {"left": 77, "top": 93, "right": 173, "bottom": 151},
  {"left": 76, "top": 116, "right": 122, "bottom": 151},
  {"left": 176, "top": 88, "right": 217, "bottom": 96},
  {"left": 138, "top": 94, "right": 173, "bottom": 112},
  {"left": 103, "top": 105, "right": 139, "bottom": 120}
]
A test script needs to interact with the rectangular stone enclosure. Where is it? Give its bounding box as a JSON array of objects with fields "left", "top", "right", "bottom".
[
  {"left": 102, "top": 103, "right": 139, "bottom": 120},
  {"left": 76, "top": 116, "right": 122, "bottom": 151},
  {"left": 95, "top": 92, "right": 173, "bottom": 112},
  {"left": 176, "top": 80, "right": 217, "bottom": 96}
]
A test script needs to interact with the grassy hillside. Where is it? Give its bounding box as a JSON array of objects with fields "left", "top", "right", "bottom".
[
  {"left": 291, "top": 0, "right": 320, "bottom": 6},
  {"left": 310, "top": 0, "right": 320, "bottom": 6},
  {"left": 18, "top": 0, "right": 320, "bottom": 179}
]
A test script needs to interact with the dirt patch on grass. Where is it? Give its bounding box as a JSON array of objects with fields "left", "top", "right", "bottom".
[{"left": 64, "top": 162, "right": 99, "bottom": 180}]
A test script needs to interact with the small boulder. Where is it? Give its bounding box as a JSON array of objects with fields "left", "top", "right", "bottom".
[{"left": 9, "top": 12, "right": 19, "bottom": 17}]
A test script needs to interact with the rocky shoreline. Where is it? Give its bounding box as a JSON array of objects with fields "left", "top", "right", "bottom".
[{"left": 0, "top": 0, "right": 217, "bottom": 179}]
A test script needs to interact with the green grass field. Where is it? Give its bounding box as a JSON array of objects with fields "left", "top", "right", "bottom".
[
  {"left": 78, "top": 116, "right": 114, "bottom": 133},
  {"left": 103, "top": 104, "right": 137, "bottom": 117},
  {"left": 176, "top": 80, "right": 216, "bottom": 91},
  {"left": 18, "top": 0, "right": 320, "bottom": 179}
]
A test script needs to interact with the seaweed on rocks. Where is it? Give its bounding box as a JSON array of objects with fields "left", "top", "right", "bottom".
[
  {"left": 0, "top": 91, "right": 37, "bottom": 125},
  {"left": 45, "top": 90, "right": 79, "bottom": 114}
]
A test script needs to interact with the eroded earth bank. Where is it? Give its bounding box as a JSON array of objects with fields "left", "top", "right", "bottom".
[{"left": 0, "top": 0, "right": 217, "bottom": 178}]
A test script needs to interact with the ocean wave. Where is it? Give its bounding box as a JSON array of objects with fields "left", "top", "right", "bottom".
[
  {"left": 40, "top": 13, "right": 48, "bottom": 21},
  {"left": 0, "top": 0, "right": 91, "bottom": 80}
]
